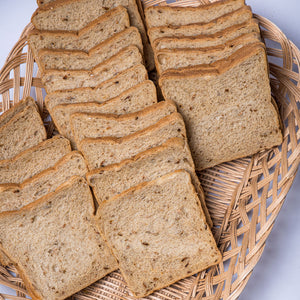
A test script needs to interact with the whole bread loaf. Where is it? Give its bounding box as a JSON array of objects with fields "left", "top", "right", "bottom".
[
  {"left": 45, "top": 65, "right": 148, "bottom": 111},
  {"left": 71, "top": 101, "right": 177, "bottom": 145},
  {"left": 51, "top": 81, "right": 157, "bottom": 148},
  {"left": 0, "top": 176, "right": 118, "bottom": 300},
  {"left": 38, "top": 27, "right": 143, "bottom": 71},
  {"left": 148, "top": 6, "right": 253, "bottom": 42},
  {"left": 145, "top": 0, "right": 245, "bottom": 28},
  {"left": 79, "top": 112, "right": 187, "bottom": 169},
  {"left": 42, "top": 46, "right": 143, "bottom": 93},
  {"left": 0, "top": 135, "right": 71, "bottom": 184},
  {"left": 0, "top": 105, "right": 46, "bottom": 161},
  {"left": 87, "top": 137, "right": 212, "bottom": 227},
  {"left": 160, "top": 44, "right": 282, "bottom": 170},
  {"left": 95, "top": 170, "right": 221, "bottom": 298},
  {"left": 28, "top": 6, "right": 130, "bottom": 60},
  {"left": 153, "top": 19, "right": 260, "bottom": 50}
]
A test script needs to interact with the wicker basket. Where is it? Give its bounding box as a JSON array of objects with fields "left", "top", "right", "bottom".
[{"left": 1, "top": 0, "right": 300, "bottom": 299}]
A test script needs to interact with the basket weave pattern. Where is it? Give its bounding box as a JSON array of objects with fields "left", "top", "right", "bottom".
[{"left": 1, "top": 0, "right": 300, "bottom": 299}]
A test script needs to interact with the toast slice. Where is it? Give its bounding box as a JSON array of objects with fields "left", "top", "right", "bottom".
[
  {"left": 0, "top": 135, "right": 71, "bottom": 184},
  {"left": 153, "top": 19, "right": 260, "bottom": 51},
  {"left": 0, "top": 176, "right": 118, "bottom": 300},
  {"left": 96, "top": 170, "right": 221, "bottom": 297},
  {"left": 28, "top": 6, "right": 130, "bottom": 60},
  {"left": 0, "top": 105, "right": 46, "bottom": 161},
  {"left": 51, "top": 81, "right": 157, "bottom": 148},
  {"left": 79, "top": 112, "right": 187, "bottom": 169},
  {"left": 145, "top": 0, "right": 245, "bottom": 28},
  {"left": 148, "top": 6, "right": 253, "bottom": 43},
  {"left": 37, "top": 27, "right": 143, "bottom": 72},
  {"left": 155, "top": 32, "right": 260, "bottom": 74},
  {"left": 160, "top": 44, "right": 282, "bottom": 170},
  {"left": 42, "top": 45, "right": 143, "bottom": 93},
  {"left": 31, "top": 0, "right": 153, "bottom": 70},
  {"left": 45, "top": 65, "right": 148, "bottom": 112},
  {"left": 71, "top": 100, "right": 177, "bottom": 145},
  {"left": 87, "top": 137, "right": 213, "bottom": 227}
]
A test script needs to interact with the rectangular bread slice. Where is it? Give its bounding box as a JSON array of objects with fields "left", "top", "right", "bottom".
[
  {"left": 42, "top": 45, "right": 143, "bottom": 93},
  {"left": 153, "top": 19, "right": 260, "bottom": 51},
  {"left": 28, "top": 6, "right": 130, "bottom": 60},
  {"left": 37, "top": 27, "right": 143, "bottom": 72},
  {"left": 148, "top": 6, "right": 253, "bottom": 43},
  {"left": 45, "top": 65, "right": 148, "bottom": 112},
  {"left": 145, "top": 0, "right": 245, "bottom": 28},
  {"left": 79, "top": 112, "right": 187, "bottom": 169},
  {"left": 87, "top": 137, "right": 213, "bottom": 228},
  {"left": 51, "top": 81, "right": 157, "bottom": 148},
  {"left": 71, "top": 100, "right": 177, "bottom": 145},
  {"left": 31, "top": 0, "right": 153, "bottom": 70},
  {"left": 95, "top": 170, "right": 221, "bottom": 298},
  {"left": 0, "top": 135, "right": 71, "bottom": 184},
  {"left": 0, "top": 105, "right": 46, "bottom": 161},
  {"left": 159, "top": 44, "right": 282, "bottom": 170},
  {"left": 155, "top": 33, "right": 260, "bottom": 74},
  {"left": 0, "top": 176, "right": 118, "bottom": 300}
]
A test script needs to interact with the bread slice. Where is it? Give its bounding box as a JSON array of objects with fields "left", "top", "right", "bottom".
[
  {"left": 37, "top": 27, "right": 143, "bottom": 72},
  {"left": 159, "top": 44, "right": 282, "bottom": 170},
  {"left": 153, "top": 19, "right": 260, "bottom": 51},
  {"left": 0, "top": 135, "right": 71, "bottom": 184},
  {"left": 145, "top": 0, "right": 245, "bottom": 28},
  {"left": 42, "top": 45, "right": 143, "bottom": 93},
  {"left": 45, "top": 65, "right": 148, "bottom": 112},
  {"left": 0, "top": 151, "right": 87, "bottom": 214},
  {"left": 71, "top": 101, "right": 177, "bottom": 145},
  {"left": 155, "top": 33, "right": 259, "bottom": 74},
  {"left": 79, "top": 112, "right": 187, "bottom": 169},
  {"left": 0, "top": 176, "right": 118, "bottom": 300},
  {"left": 87, "top": 137, "right": 213, "bottom": 228},
  {"left": 31, "top": 0, "right": 153, "bottom": 70},
  {"left": 0, "top": 105, "right": 46, "bottom": 161},
  {"left": 28, "top": 6, "right": 130, "bottom": 60},
  {"left": 148, "top": 6, "right": 253, "bottom": 42},
  {"left": 51, "top": 81, "right": 157, "bottom": 148},
  {"left": 96, "top": 170, "right": 221, "bottom": 297}
]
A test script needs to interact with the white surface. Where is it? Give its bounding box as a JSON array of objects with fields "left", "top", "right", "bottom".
[{"left": 0, "top": 1, "right": 299, "bottom": 299}]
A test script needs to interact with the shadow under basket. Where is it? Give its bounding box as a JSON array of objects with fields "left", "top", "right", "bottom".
[{"left": 1, "top": 0, "right": 300, "bottom": 299}]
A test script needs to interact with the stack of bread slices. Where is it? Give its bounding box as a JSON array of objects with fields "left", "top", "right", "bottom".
[
  {"left": 0, "top": 0, "right": 226, "bottom": 299},
  {"left": 145, "top": 0, "right": 282, "bottom": 170}
]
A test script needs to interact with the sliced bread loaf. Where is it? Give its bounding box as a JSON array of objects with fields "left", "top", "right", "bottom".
[
  {"left": 0, "top": 135, "right": 71, "bottom": 184},
  {"left": 78, "top": 112, "right": 187, "bottom": 169},
  {"left": 51, "top": 81, "right": 157, "bottom": 148},
  {"left": 0, "top": 105, "right": 46, "bottom": 161},
  {"left": 155, "top": 33, "right": 259, "bottom": 74},
  {"left": 160, "top": 44, "right": 282, "bottom": 170},
  {"left": 0, "top": 176, "right": 118, "bottom": 300},
  {"left": 37, "top": 27, "right": 143, "bottom": 71},
  {"left": 45, "top": 65, "right": 148, "bottom": 111},
  {"left": 71, "top": 101, "right": 177, "bottom": 145},
  {"left": 145, "top": 0, "right": 245, "bottom": 28},
  {"left": 87, "top": 137, "right": 213, "bottom": 227},
  {"left": 148, "top": 6, "right": 253, "bottom": 42},
  {"left": 42, "top": 46, "right": 143, "bottom": 93},
  {"left": 0, "top": 151, "right": 87, "bottom": 214},
  {"left": 95, "top": 170, "right": 221, "bottom": 298},
  {"left": 28, "top": 6, "right": 130, "bottom": 60},
  {"left": 153, "top": 19, "right": 260, "bottom": 50}
]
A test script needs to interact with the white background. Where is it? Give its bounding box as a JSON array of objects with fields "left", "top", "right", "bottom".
[{"left": 0, "top": 1, "right": 299, "bottom": 299}]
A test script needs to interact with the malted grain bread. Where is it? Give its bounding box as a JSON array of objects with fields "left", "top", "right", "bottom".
[
  {"left": 0, "top": 176, "right": 118, "bottom": 300},
  {"left": 71, "top": 100, "right": 177, "bottom": 145},
  {"left": 45, "top": 65, "right": 149, "bottom": 112},
  {"left": 96, "top": 170, "right": 221, "bottom": 298}
]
